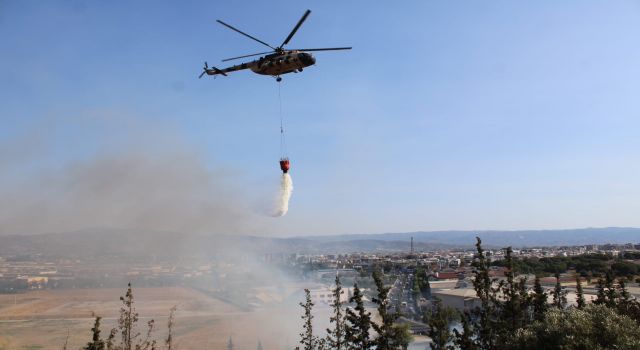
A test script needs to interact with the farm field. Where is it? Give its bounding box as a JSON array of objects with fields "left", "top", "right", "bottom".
[{"left": 0, "top": 287, "right": 305, "bottom": 350}]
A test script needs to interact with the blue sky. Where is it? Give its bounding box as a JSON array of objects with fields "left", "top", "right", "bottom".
[{"left": 2, "top": 1, "right": 640, "bottom": 236}]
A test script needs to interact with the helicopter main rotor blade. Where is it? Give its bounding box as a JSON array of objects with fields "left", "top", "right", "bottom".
[
  {"left": 216, "top": 19, "right": 276, "bottom": 50},
  {"left": 222, "top": 51, "right": 274, "bottom": 62},
  {"left": 291, "top": 47, "right": 352, "bottom": 51},
  {"left": 280, "top": 9, "right": 311, "bottom": 48}
]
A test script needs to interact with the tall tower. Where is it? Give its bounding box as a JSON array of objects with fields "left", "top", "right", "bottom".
[{"left": 410, "top": 236, "right": 414, "bottom": 255}]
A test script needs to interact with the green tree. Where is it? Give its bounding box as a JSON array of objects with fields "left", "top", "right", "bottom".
[
  {"left": 137, "top": 319, "right": 157, "bottom": 350},
  {"left": 165, "top": 306, "right": 176, "bottom": 350},
  {"left": 109, "top": 283, "right": 156, "bottom": 350},
  {"left": 506, "top": 305, "right": 640, "bottom": 350},
  {"left": 604, "top": 272, "right": 620, "bottom": 307},
  {"left": 326, "top": 275, "right": 346, "bottom": 350},
  {"left": 106, "top": 328, "right": 116, "bottom": 350},
  {"left": 118, "top": 283, "right": 139, "bottom": 350},
  {"left": 371, "top": 270, "right": 397, "bottom": 350},
  {"left": 297, "top": 289, "right": 324, "bottom": 350},
  {"left": 532, "top": 276, "right": 547, "bottom": 322},
  {"left": 552, "top": 273, "right": 567, "bottom": 309},
  {"left": 427, "top": 298, "right": 455, "bottom": 350},
  {"left": 83, "top": 316, "right": 106, "bottom": 350},
  {"left": 391, "top": 323, "right": 413, "bottom": 350},
  {"left": 469, "top": 237, "right": 498, "bottom": 349},
  {"left": 595, "top": 271, "right": 618, "bottom": 308},
  {"left": 344, "top": 283, "right": 373, "bottom": 350},
  {"left": 576, "top": 276, "right": 586, "bottom": 309},
  {"left": 452, "top": 311, "right": 478, "bottom": 350},
  {"left": 594, "top": 277, "right": 607, "bottom": 306},
  {"left": 616, "top": 278, "right": 640, "bottom": 323},
  {"left": 498, "top": 247, "right": 531, "bottom": 335},
  {"left": 611, "top": 261, "right": 638, "bottom": 277}
]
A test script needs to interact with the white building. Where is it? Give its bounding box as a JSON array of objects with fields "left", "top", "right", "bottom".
[{"left": 308, "top": 286, "right": 354, "bottom": 305}]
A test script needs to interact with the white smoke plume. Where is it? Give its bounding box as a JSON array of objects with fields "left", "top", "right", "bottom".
[
  {"left": 0, "top": 115, "right": 251, "bottom": 235},
  {"left": 273, "top": 173, "right": 293, "bottom": 217}
]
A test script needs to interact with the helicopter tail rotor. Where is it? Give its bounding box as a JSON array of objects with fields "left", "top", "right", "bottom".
[{"left": 198, "top": 62, "right": 209, "bottom": 79}]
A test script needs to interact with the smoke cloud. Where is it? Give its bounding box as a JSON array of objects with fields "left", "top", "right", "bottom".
[
  {"left": 272, "top": 173, "right": 293, "bottom": 217},
  {"left": 0, "top": 115, "right": 312, "bottom": 350},
  {"left": 0, "top": 115, "right": 249, "bottom": 235}
]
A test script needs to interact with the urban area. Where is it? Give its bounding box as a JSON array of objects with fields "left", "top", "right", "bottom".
[{"left": 2, "top": 235, "right": 640, "bottom": 349}]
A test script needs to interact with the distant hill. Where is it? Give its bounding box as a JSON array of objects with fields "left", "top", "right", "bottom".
[
  {"left": 0, "top": 229, "right": 447, "bottom": 258},
  {"left": 0, "top": 227, "right": 638, "bottom": 258},
  {"left": 302, "top": 227, "right": 640, "bottom": 248}
]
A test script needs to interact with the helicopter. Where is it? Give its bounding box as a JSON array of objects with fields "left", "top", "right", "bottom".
[{"left": 199, "top": 9, "right": 351, "bottom": 82}]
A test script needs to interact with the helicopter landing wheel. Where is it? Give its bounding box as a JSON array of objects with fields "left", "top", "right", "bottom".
[{"left": 276, "top": 77, "right": 282, "bottom": 82}]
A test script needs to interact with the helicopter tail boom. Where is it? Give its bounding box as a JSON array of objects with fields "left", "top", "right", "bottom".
[
  {"left": 199, "top": 62, "right": 231, "bottom": 78},
  {"left": 211, "top": 66, "right": 228, "bottom": 76}
]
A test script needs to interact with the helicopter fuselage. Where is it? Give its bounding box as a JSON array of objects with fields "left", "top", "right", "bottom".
[
  {"left": 204, "top": 51, "right": 316, "bottom": 79},
  {"left": 252, "top": 51, "right": 316, "bottom": 76}
]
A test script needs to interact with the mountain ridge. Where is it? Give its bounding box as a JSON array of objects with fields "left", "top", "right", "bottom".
[{"left": 0, "top": 227, "right": 638, "bottom": 258}]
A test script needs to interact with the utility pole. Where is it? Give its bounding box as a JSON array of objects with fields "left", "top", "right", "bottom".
[{"left": 410, "top": 236, "right": 414, "bottom": 255}]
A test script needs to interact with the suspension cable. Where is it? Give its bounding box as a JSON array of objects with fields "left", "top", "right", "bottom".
[{"left": 278, "top": 80, "right": 287, "bottom": 158}]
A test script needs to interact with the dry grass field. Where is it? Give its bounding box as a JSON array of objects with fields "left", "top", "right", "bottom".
[{"left": 0, "top": 287, "right": 306, "bottom": 350}]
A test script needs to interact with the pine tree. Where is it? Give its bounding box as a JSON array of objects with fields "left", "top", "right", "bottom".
[
  {"left": 138, "top": 319, "right": 157, "bottom": 350},
  {"left": 392, "top": 323, "right": 412, "bottom": 350},
  {"left": 344, "top": 283, "right": 372, "bottom": 350},
  {"left": 452, "top": 311, "right": 478, "bottom": 350},
  {"left": 63, "top": 329, "right": 70, "bottom": 350},
  {"left": 552, "top": 272, "right": 567, "bottom": 309},
  {"left": 516, "top": 276, "right": 532, "bottom": 323},
  {"left": 118, "top": 283, "right": 139, "bottom": 350},
  {"left": 165, "top": 306, "right": 176, "bottom": 350},
  {"left": 532, "top": 275, "right": 547, "bottom": 322},
  {"left": 326, "top": 275, "right": 346, "bottom": 350},
  {"left": 594, "top": 277, "right": 607, "bottom": 306},
  {"left": 595, "top": 274, "right": 640, "bottom": 323},
  {"left": 298, "top": 289, "right": 324, "bottom": 350},
  {"left": 576, "top": 275, "right": 586, "bottom": 309},
  {"left": 427, "top": 298, "right": 453, "bottom": 350},
  {"left": 615, "top": 278, "right": 640, "bottom": 322},
  {"left": 83, "top": 316, "right": 106, "bottom": 350},
  {"left": 499, "top": 247, "right": 528, "bottom": 333},
  {"left": 106, "top": 328, "right": 116, "bottom": 350},
  {"left": 593, "top": 271, "right": 617, "bottom": 308},
  {"left": 604, "top": 272, "right": 619, "bottom": 307},
  {"left": 371, "top": 270, "right": 397, "bottom": 350},
  {"left": 469, "top": 237, "right": 497, "bottom": 349},
  {"left": 618, "top": 278, "right": 631, "bottom": 303},
  {"left": 108, "top": 283, "right": 156, "bottom": 350}
]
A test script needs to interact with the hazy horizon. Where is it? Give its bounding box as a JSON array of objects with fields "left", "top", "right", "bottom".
[{"left": 2, "top": 225, "right": 639, "bottom": 240}]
